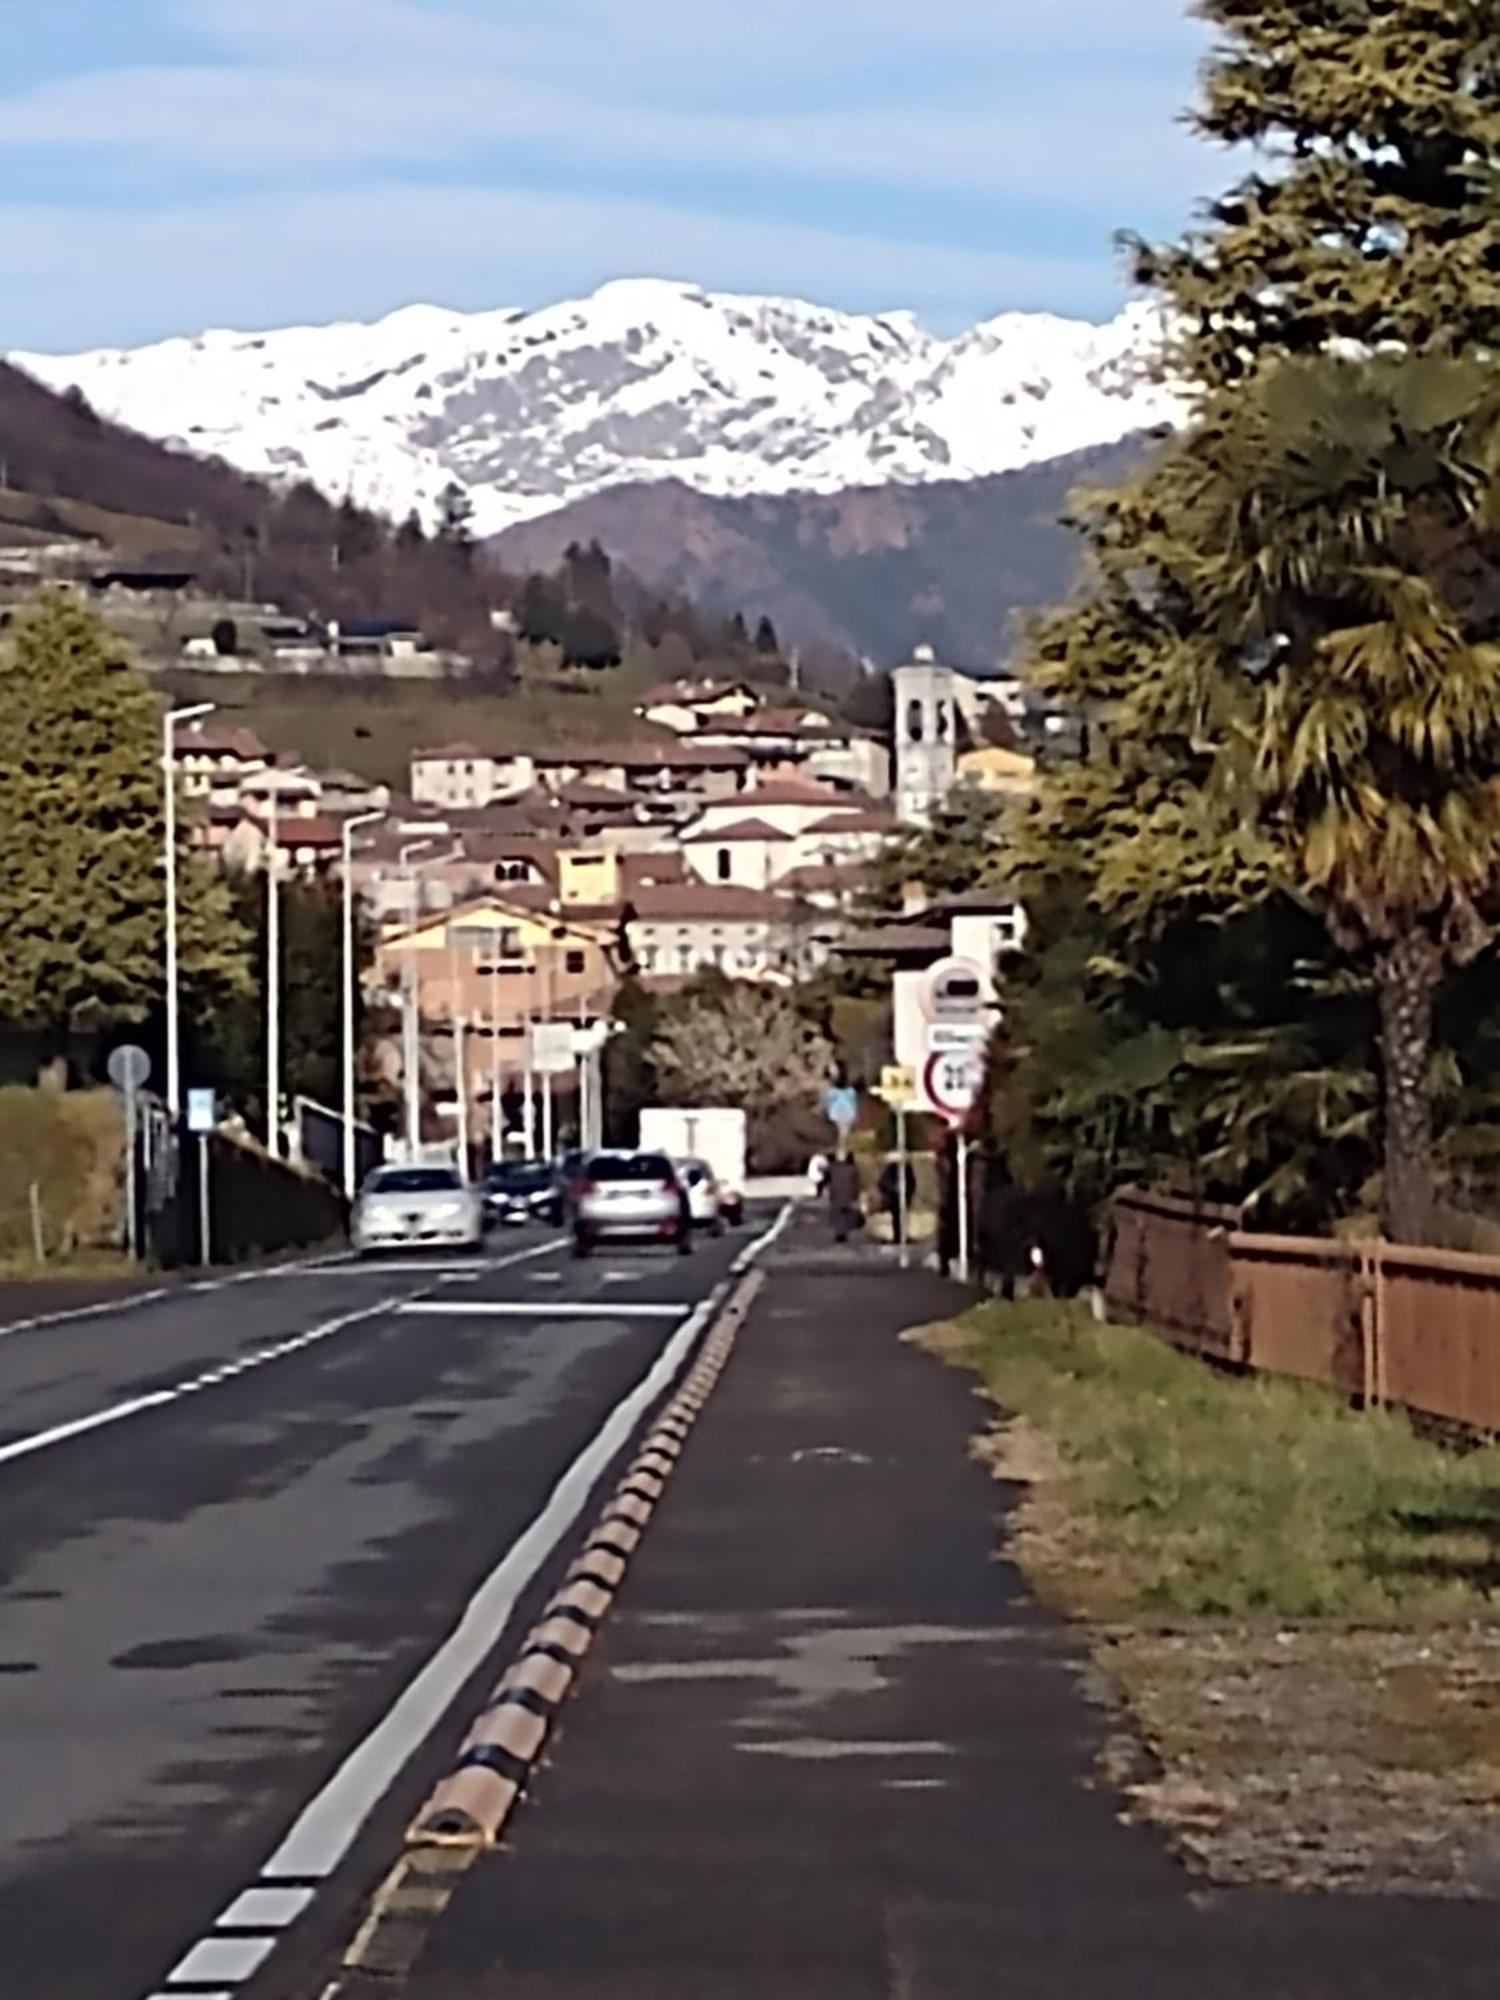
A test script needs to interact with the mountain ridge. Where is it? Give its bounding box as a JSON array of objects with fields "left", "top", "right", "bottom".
[{"left": 10, "top": 279, "right": 1183, "bottom": 540}]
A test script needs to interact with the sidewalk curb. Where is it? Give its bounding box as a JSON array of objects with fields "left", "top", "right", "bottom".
[
  {"left": 314, "top": 1242, "right": 779, "bottom": 1999},
  {"left": 404, "top": 1264, "right": 765, "bottom": 1853}
]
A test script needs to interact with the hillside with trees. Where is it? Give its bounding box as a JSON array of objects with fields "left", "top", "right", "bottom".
[
  {"left": 1, "top": 358, "right": 868, "bottom": 734},
  {"left": 491, "top": 437, "right": 1155, "bottom": 666}
]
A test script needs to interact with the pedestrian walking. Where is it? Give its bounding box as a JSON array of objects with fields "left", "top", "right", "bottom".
[
  {"left": 935, "top": 1131, "right": 961, "bottom": 1278},
  {"left": 878, "top": 1154, "right": 916, "bottom": 1246},
  {"left": 826, "top": 1151, "right": 863, "bottom": 1243}
]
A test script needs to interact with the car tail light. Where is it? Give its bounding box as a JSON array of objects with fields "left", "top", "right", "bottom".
[
  {"left": 577, "top": 1179, "right": 598, "bottom": 1198},
  {"left": 658, "top": 1180, "right": 677, "bottom": 1196}
]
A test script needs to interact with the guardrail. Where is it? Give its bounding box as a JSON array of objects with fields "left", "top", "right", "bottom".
[{"left": 1105, "top": 1189, "right": 1500, "bottom": 1439}]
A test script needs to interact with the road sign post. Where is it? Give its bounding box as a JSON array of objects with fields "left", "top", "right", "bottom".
[
  {"left": 107, "top": 1044, "right": 152, "bottom": 1262},
  {"left": 187, "top": 1088, "right": 217, "bottom": 1267}
]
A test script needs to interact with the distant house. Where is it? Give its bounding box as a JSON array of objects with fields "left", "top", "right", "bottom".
[
  {"left": 221, "top": 810, "right": 347, "bottom": 877},
  {"left": 411, "top": 743, "right": 503, "bottom": 811},
  {"left": 635, "top": 677, "right": 762, "bottom": 734},
  {"left": 956, "top": 744, "right": 1038, "bottom": 798},
  {"left": 173, "top": 721, "right": 271, "bottom": 803},
  {"left": 621, "top": 882, "right": 832, "bottom": 985},
  {"left": 329, "top": 618, "right": 438, "bottom": 673}
]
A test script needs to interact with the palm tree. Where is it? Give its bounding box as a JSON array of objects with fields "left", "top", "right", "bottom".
[{"left": 1184, "top": 357, "right": 1500, "bottom": 1240}]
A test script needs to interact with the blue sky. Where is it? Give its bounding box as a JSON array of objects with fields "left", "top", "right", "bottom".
[{"left": 2, "top": 0, "right": 1218, "bottom": 351}]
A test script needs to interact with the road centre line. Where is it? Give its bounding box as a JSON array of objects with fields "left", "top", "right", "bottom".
[
  {"left": 398, "top": 1300, "right": 691, "bottom": 1319},
  {"left": 0, "top": 1238, "right": 562, "bottom": 1475},
  {"left": 144, "top": 1205, "right": 792, "bottom": 1998}
]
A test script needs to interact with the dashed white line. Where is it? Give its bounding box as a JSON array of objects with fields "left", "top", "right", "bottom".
[
  {"left": 397, "top": 1300, "right": 691, "bottom": 1319},
  {"left": 143, "top": 1206, "right": 792, "bottom": 1998},
  {"left": 0, "top": 1239, "right": 563, "bottom": 1476}
]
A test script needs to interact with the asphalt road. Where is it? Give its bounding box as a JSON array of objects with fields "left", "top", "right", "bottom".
[{"left": 0, "top": 1221, "right": 757, "bottom": 2000}]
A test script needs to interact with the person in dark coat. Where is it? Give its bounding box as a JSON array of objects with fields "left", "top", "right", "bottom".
[
  {"left": 826, "top": 1152, "right": 863, "bottom": 1243},
  {"left": 978, "top": 1153, "right": 1031, "bottom": 1301},
  {"left": 1029, "top": 1188, "right": 1098, "bottom": 1298},
  {"left": 936, "top": 1130, "right": 961, "bottom": 1278},
  {"left": 878, "top": 1155, "right": 916, "bottom": 1245}
]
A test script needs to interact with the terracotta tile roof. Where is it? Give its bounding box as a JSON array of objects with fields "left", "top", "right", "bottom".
[
  {"left": 805, "top": 809, "right": 897, "bottom": 836},
  {"left": 687, "top": 817, "right": 793, "bottom": 843},
  {"left": 533, "top": 740, "right": 749, "bottom": 771},
  {"left": 731, "top": 778, "right": 872, "bottom": 808},
  {"left": 246, "top": 811, "right": 345, "bottom": 849},
  {"left": 637, "top": 677, "right": 757, "bottom": 707},
  {"left": 176, "top": 724, "right": 270, "bottom": 762},
  {"left": 624, "top": 883, "right": 800, "bottom": 922}
]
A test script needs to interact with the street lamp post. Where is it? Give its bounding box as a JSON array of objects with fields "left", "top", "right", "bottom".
[
  {"left": 395, "top": 841, "right": 459, "bottom": 1160},
  {"left": 266, "top": 781, "right": 282, "bottom": 1156},
  {"left": 340, "top": 810, "right": 385, "bottom": 1198},
  {"left": 163, "top": 702, "right": 216, "bottom": 1120}
]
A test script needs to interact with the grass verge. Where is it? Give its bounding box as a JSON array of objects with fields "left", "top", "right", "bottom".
[{"left": 913, "top": 1302, "right": 1500, "bottom": 1896}]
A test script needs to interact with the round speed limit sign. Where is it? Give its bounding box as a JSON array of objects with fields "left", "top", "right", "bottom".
[{"left": 922, "top": 1045, "right": 982, "bottom": 1123}]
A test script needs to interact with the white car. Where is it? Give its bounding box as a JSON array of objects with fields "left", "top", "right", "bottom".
[
  {"left": 676, "top": 1157, "right": 724, "bottom": 1233},
  {"left": 352, "top": 1164, "right": 484, "bottom": 1255}
]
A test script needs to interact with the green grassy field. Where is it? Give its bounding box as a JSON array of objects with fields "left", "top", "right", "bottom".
[
  {"left": 919, "top": 1300, "right": 1500, "bottom": 1621},
  {"left": 167, "top": 647, "right": 669, "bottom": 787}
]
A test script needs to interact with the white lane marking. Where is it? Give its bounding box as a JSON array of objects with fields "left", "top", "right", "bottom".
[
  {"left": 258, "top": 1267, "right": 743, "bottom": 1884},
  {"left": 144, "top": 1204, "right": 789, "bottom": 1996},
  {"left": 397, "top": 1300, "right": 690, "bottom": 1320},
  {"left": 219, "top": 1886, "right": 315, "bottom": 1930},
  {"left": 165, "top": 1935, "right": 276, "bottom": 1984},
  {"left": 0, "top": 1391, "right": 178, "bottom": 1470},
  {"left": 0, "top": 1246, "right": 364, "bottom": 1341},
  {"left": 0, "top": 1239, "right": 564, "bottom": 1477},
  {"left": 273, "top": 1258, "right": 497, "bottom": 1279}
]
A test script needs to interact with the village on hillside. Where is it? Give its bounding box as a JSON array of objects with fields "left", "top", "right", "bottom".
[{"left": 168, "top": 652, "right": 1037, "bottom": 1150}]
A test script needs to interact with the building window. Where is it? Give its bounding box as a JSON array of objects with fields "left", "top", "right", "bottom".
[
  {"left": 907, "top": 699, "right": 925, "bottom": 744},
  {"left": 716, "top": 847, "right": 732, "bottom": 882},
  {"left": 565, "top": 949, "right": 587, "bottom": 976},
  {"left": 497, "top": 927, "right": 524, "bottom": 959},
  {"left": 936, "top": 701, "right": 951, "bottom": 741},
  {"left": 678, "top": 945, "right": 694, "bottom": 973}
]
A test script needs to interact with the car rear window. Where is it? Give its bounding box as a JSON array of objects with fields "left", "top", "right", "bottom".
[
  {"left": 488, "top": 1163, "right": 550, "bottom": 1191},
  {"left": 368, "top": 1167, "right": 461, "bottom": 1194},
  {"left": 587, "top": 1153, "right": 675, "bottom": 1182}
]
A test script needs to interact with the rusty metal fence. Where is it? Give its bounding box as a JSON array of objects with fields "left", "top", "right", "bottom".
[{"left": 1105, "top": 1189, "right": 1500, "bottom": 1440}]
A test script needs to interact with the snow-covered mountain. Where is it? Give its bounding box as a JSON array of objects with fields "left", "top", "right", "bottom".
[{"left": 10, "top": 280, "right": 1184, "bottom": 538}]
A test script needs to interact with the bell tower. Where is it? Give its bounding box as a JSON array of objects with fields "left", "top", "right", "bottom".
[{"left": 892, "top": 644, "right": 958, "bottom": 825}]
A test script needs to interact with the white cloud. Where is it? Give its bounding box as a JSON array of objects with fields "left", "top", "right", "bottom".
[
  {"left": 1, "top": 0, "right": 1214, "bottom": 345},
  {"left": 1, "top": 0, "right": 1211, "bottom": 206}
]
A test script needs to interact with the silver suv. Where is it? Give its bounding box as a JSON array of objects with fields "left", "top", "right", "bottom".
[{"left": 573, "top": 1151, "right": 691, "bottom": 1258}]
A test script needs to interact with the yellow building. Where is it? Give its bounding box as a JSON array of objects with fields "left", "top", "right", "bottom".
[{"left": 955, "top": 744, "right": 1038, "bottom": 798}]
